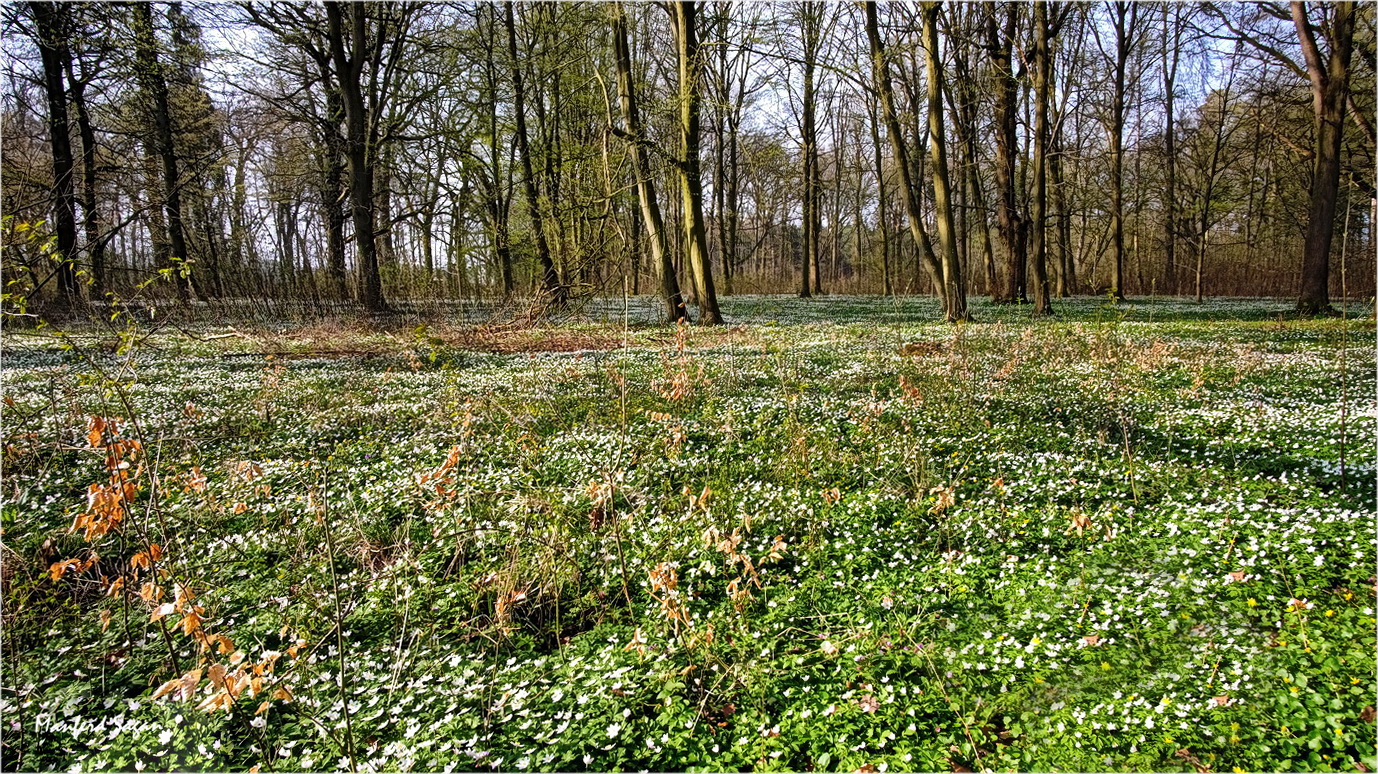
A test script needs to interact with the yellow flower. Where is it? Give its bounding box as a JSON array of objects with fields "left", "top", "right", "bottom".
[
  {"left": 1325, "top": 609, "right": 1336, "bottom": 617},
  {"left": 1101, "top": 662, "right": 1111, "bottom": 671},
  {"left": 1245, "top": 598, "right": 1257, "bottom": 607}
]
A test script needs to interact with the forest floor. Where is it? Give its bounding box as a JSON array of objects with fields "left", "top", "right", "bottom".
[{"left": 2, "top": 295, "right": 1375, "bottom": 773}]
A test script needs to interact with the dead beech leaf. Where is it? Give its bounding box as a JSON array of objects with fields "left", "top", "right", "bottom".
[
  {"left": 1361, "top": 705, "right": 1376, "bottom": 724},
  {"left": 150, "top": 602, "right": 177, "bottom": 622},
  {"left": 1213, "top": 695, "right": 1230, "bottom": 707},
  {"left": 100, "top": 609, "right": 112, "bottom": 632},
  {"left": 152, "top": 678, "right": 183, "bottom": 700},
  {"left": 1082, "top": 634, "right": 1101, "bottom": 646}
]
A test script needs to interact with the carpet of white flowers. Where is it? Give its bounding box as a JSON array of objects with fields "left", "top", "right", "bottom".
[{"left": 2, "top": 296, "right": 1374, "bottom": 773}]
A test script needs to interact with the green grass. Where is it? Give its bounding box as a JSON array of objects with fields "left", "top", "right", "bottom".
[{"left": 2, "top": 296, "right": 1374, "bottom": 773}]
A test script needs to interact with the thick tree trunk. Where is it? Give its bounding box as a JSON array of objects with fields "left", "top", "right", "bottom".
[
  {"left": 325, "top": 1, "right": 387, "bottom": 313},
  {"left": 1294, "top": 0, "right": 1355, "bottom": 316},
  {"left": 986, "top": 3, "right": 1026, "bottom": 303},
  {"left": 132, "top": 1, "right": 192, "bottom": 302},
  {"left": 672, "top": 1, "right": 723, "bottom": 324},
  {"left": 31, "top": 2, "right": 80, "bottom": 310},
  {"left": 612, "top": 1, "right": 686, "bottom": 322}
]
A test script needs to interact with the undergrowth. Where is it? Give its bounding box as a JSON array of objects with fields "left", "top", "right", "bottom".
[{"left": 2, "top": 296, "right": 1374, "bottom": 773}]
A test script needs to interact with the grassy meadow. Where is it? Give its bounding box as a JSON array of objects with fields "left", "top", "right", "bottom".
[{"left": 2, "top": 296, "right": 1374, "bottom": 773}]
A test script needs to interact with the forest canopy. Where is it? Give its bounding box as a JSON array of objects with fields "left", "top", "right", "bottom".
[{"left": 2, "top": 2, "right": 1374, "bottom": 320}]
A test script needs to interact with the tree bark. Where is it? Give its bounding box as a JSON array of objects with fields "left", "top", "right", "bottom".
[
  {"left": 504, "top": 2, "right": 563, "bottom": 304},
  {"left": 324, "top": 1, "right": 387, "bottom": 313},
  {"left": 921, "top": 2, "right": 969, "bottom": 322},
  {"left": 986, "top": 3, "right": 1026, "bottom": 303},
  {"left": 63, "top": 44, "right": 103, "bottom": 299},
  {"left": 31, "top": 1, "right": 80, "bottom": 310},
  {"left": 1161, "top": 4, "right": 1181, "bottom": 296},
  {"left": 612, "top": 1, "right": 686, "bottom": 322},
  {"left": 1028, "top": 2, "right": 1055, "bottom": 315},
  {"left": 132, "top": 1, "right": 192, "bottom": 302},
  {"left": 672, "top": 1, "right": 723, "bottom": 324},
  {"left": 799, "top": 2, "right": 822, "bottom": 299},
  {"left": 865, "top": 1, "right": 945, "bottom": 308},
  {"left": 1106, "top": 1, "right": 1138, "bottom": 301},
  {"left": 1293, "top": 0, "right": 1355, "bottom": 315}
]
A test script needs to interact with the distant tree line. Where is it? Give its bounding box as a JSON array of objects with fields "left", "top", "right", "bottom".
[{"left": 2, "top": 1, "right": 1373, "bottom": 321}]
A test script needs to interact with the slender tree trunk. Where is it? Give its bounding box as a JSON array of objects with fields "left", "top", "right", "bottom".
[
  {"left": 504, "top": 2, "right": 563, "bottom": 303},
  {"left": 612, "top": 1, "right": 686, "bottom": 322},
  {"left": 1028, "top": 2, "right": 1054, "bottom": 315},
  {"left": 64, "top": 55, "right": 104, "bottom": 299},
  {"left": 921, "top": 2, "right": 968, "bottom": 321},
  {"left": 1106, "top": 1, "right": 1138, "bottom": 301},
  {"left": 672, "top": 1, "right": 723, "bottom": 324},
  {"left": 480, "top": 8, "right": 514, "bottom": 298},
  {"left": 866, "top": 1, "right": 945, "bottom": 307},
  {"left": 1051, "top": 132, "right": 1074, "bottom": 295},
  {"left": 867, "top": 101, "right": 892, "bottom": 296},
  {"left": 1161, "top": 5, "right": 1180, "bottom": 296},
  {"left": 799, "top": 3, "right": 821, "bottom": 299}
]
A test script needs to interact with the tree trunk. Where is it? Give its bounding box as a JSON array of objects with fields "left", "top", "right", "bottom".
[
  {"left": 1294, "top": 0, "right": 1355, "bottom": 316},
  {"left": 921, "top": 2, "right": 969, "bottom": 322},
  {"left": 31, "top": 1, "right": 80, "bottom": 310},
  {"left": 132, "top": 1, "right": 192, "bottom": 302},
  {"left": 1028, "top": 1, "right": 1054, "bottom": 315},
  {"left": 1050, "top": 131, "right": 1074, "bottom": 296},
  {"left": 63, "top": 50, "right": 103, "bottom": 299},
  {"left": 986, "top": 3, "right": 1026, "bottom": 303},
  {"left": 799, "top": 3, "right": 822, "bottom": 299},
  {"left": 867, "top": 101, "right": 892, "bottom": 296},
  {"left": 504, "top": 2, "right": 563, "bottom": 304},
  {"left": 1161, "top": 4, "right": 1180, "bottom": 296},
  {"left": 1107, "top": 1, "right": 1138, "bottom": 301},
  {"left": 865, "top": 1, "right": 945, "bottom": 308},
  {"left": 325, "top": 2, "right": 387, "bottom": 314},
  {"left": 672, "top": 1, "right": 723, "bottom": 324},
  {"left": 612, "top": 1, "right": 686, "bottom": 322}
]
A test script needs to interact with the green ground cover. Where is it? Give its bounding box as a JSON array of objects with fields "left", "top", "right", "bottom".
[{"left": 2, "top": 296, "right": 1374, "bottom": 772}]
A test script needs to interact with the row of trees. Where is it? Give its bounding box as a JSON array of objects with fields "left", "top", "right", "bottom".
[{"left": 3, "top": 1, "right": 1374, "bottom": 321}]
